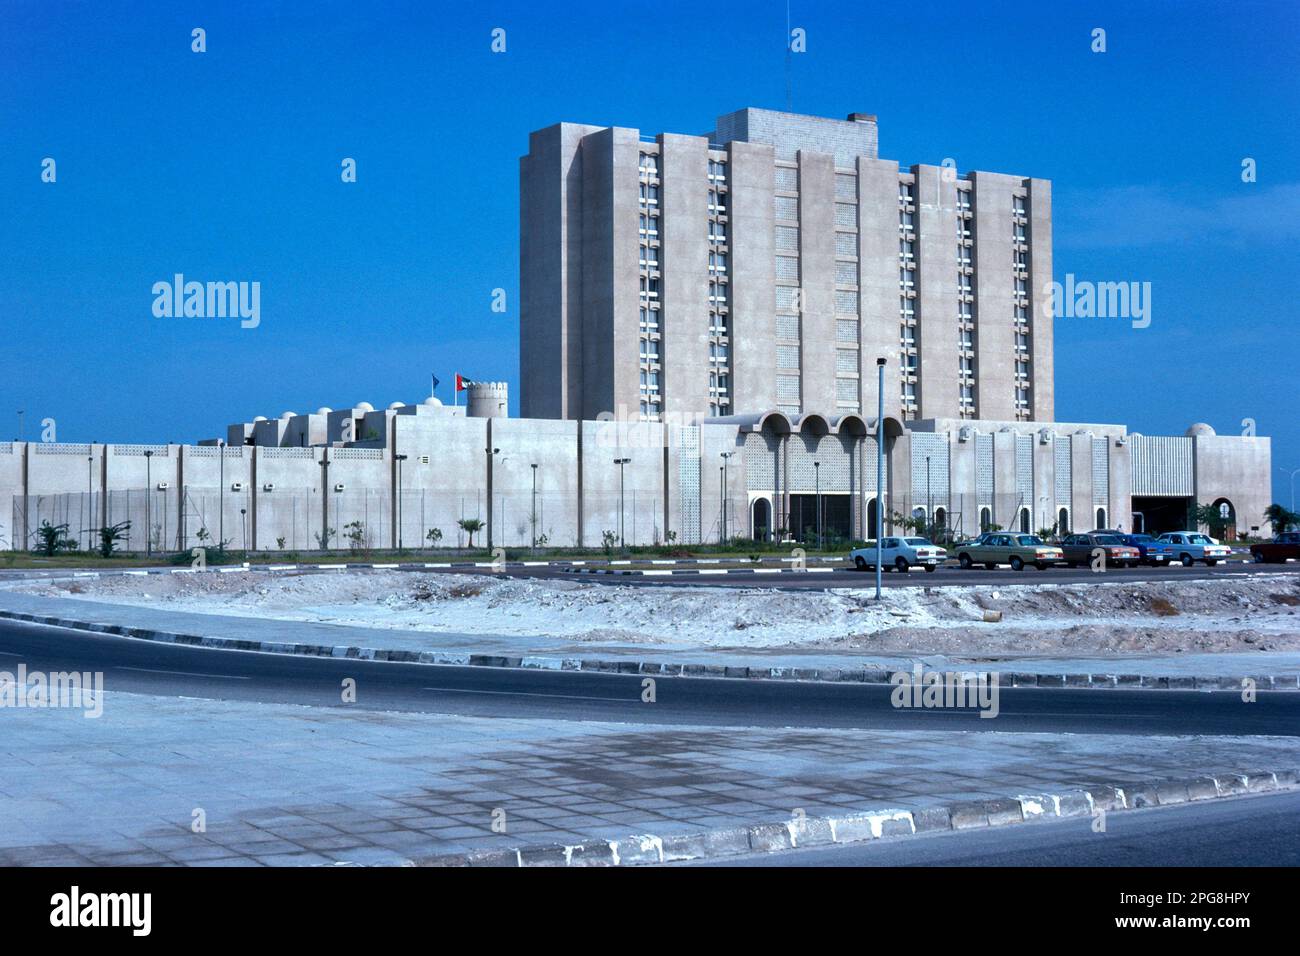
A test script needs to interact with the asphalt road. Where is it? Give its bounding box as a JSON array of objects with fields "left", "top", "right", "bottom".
[
  {"left": 3, "top": 556, "right": 1295, "bottom": 592},
  {"left": 686, "top": 790, "right": 1300, "bottom": 866},
  {"left": 503, "top": 559, "right": 1300, "bottom": 590},
  {"left": 1, "top": 618, "right": 1296, "bottom": 736}
]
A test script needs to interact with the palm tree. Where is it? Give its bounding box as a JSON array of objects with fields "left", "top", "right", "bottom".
[
  {"left": 1264, "top": 503, "right": 1299, "bottom": 535},
  {"left": 457, "top": 517, "right": 485, "bottom": 549}
]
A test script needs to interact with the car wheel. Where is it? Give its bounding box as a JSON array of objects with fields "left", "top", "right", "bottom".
[
  {"left": 924, "top": 565, "right": 937, "bottom": 573},
  {"left": 1180, "top": 553, "right": 1194, "bottom": 567},
  {"left": 959, "top": 554, "right": 973, "bottom": 569},
  {"left": 1035, "top": 562, "right": 1049, "bottom": 570},
  {"left": 984, "top": 562, "right": 998, "bottom": 571},
  {"left": 854, "top": 555, "right": 867, "bottom": 570},
  {"left": 1205, "top": 559, "right": 1218, "bottom": 567},
  {"left": 895, "top": 557, "right": 910, "bottom": 573},
  {"left": 1010, "top": 556, "right": 1024, "bottom": 571},
  {"left": 1251, "top": 551, "right": 1264, "bottom": 563}
]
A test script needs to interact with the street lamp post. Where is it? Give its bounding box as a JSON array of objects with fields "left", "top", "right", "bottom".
[
  {"left": 875, "top": 357, "right": 885, "bottom": 601},
  {"left": 614, "top": 458, "right": 630, "bottom": 548},
  {"left": 395, "top": 454, "right": 408, "bottom": 550},
  {"left": 925, "top": 455, "right": 932, "bottom": 538},
  {"left": 720, "top": 451, "right": 734, "bottom": 542},
  {"left": 87, "top": 453, "right": 94, "bottom": 551},
  {"left": 530, "top": 463, "right": 538, "bottom": 549},
  {"left": 218, "top": 440, "right": 226, "bottom": 548},
  {"left": 240, "top": 507, "right": 247, "bottom": 552},
  {"left": 813, "top": 460, "right": 821, "bottom": 551},
  {"left": 144, "top": 449, "right": 153, "bottom": 556},
  {"left": 1279, "top": 467, "right": 1300, "bottom": 514}
]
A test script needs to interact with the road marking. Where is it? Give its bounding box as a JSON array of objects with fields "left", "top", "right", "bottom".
[
  {"left": 422, "top": 686, "right": 634, "bottom": 703},
  {"left": 117, "top": 666, "right": 250, "bottom": 681}
]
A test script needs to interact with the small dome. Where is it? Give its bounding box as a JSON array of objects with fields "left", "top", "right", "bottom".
[
  {"left": 423, "top": 396, "right": 443, "bottom": 407},
  {"left": 355, "top": 402, "right": 374, "bottom": 412},
  {"left": 316, "top": 407, "right": 332, "bottom": 415},
  {"left": 280, "top": 411, "right": 297, "bottom": 420},
  {"left": 388, "top": 401, "right": 405, "bottom": 410},
  {"left": 253, "top": 415, "right": 268, "bottom": 422},
  {"left": 1186, "top": 422, "right": 1216, "bottom": 437}
]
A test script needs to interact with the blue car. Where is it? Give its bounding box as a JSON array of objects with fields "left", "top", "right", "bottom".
[{"left": 1114, "top": 532, "right": 1173, "bottom": 566}]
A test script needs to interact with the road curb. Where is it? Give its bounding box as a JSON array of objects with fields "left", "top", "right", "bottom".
[
  {"left": 413, "top": 769, "right": 1300, "bottom": 867},
  {"left": 0, "top": 607, "right": 1296, "bottom": 692}
]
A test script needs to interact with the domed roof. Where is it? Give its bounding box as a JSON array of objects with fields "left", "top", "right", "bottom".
[
  {"left": 354, "top": 402, "right": 374, "bottom": 412},
  {"left": 253, "top": 415, "right": 268, "bottom": 422},
  {"left": 422, "top": 396, "right": 443, "bottom": 407},
  {"left": 280, "top": 411, "right": 297, "bottom": 420},
  {"left": 1186, "top": 422, "right": 1216, "bottom": 437},
  {"left": 316, "top": 407, "right": 332, "bottom": 415},
  {"left": 388, "top": 401, "right": 405, "bottom": 410}
]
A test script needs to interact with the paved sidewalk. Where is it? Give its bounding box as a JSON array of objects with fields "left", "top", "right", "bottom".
[
  {"left": 1, "top": 690, "right": 1296, "bottom": 866},
  {"left": 3, "top": 589, "right": 1298, "bottom": 680}
]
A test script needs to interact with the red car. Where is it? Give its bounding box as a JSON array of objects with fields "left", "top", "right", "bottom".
[{"left": 1251, "top": 532, "right": 1300, "bottom": 564}]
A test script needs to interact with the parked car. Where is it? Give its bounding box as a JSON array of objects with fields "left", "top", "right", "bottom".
[
  {"left": 955, "top": 532, "right": 1064, "bottom": 571},
  {"left": 1250, "top": 531, "right": 1300, "bottom": 564},
  {"left": 1059, "top": 532, "right": 1142, "bottom": 569},
  {"left": 850, "top": 537, "right": 946, "bottom": 572},
  {"left": 1113, "top": 533, "right": 1174, "bottom": 566},
  {"left": 1156, "top": 532, "right": 1232, "bottom": 566}
]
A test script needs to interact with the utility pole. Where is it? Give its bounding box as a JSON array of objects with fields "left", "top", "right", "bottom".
[
  {"left": 531, "top": 463, "right": 538, "bottom": 549},
  {"left": 144, "top": 449, "right": 153, "bottom": 556},
  {"left": 875, "top": 357, "right": 885, "bottom": 601},
  {"left": 218, "top": 440, "right": 225, "bottom": 548},
  {"left": 720, "top": 451, "right": 734, "bottom": 542},
  {"left": 395, "top": 454, "right": 408, "bottom": 550},
  {"left": 614, "top": 458, "right": 630, "bottom": 548},
  {"left": 813, "top": 460, "right": 821, "bottom": 550}
]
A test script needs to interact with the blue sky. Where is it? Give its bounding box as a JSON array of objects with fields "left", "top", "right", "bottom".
[{"left": 2, "top": 0, "right": 1297, "bottom": 505}]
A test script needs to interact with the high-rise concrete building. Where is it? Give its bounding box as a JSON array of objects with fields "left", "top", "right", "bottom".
[{"left": 520, "top": 107, "right": 1054, "bottom": 426}]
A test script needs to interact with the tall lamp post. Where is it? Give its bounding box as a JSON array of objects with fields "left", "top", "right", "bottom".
[
  {"left": 87, "top": 453, "right": 94, "bottom": 551},
  {"left": 218, "top": 439, "right": 226, "bottom": 548},
  {"left": 720, "top": 451, "right": 734, "bottom": 542},
  {"left": 813, "top": 460, "right": 821, "bottom": 551},
  {"left": 530, "top": 463, "right": 538, "bottom": 549},
  {"left": 614, "top": 457, "right": 630, "bottom": 548},
  {"left": 1279, "top": 467, "right": 1300, "bottom": 514},
  {"left": 925, "top": 454, "right": 933, "bottom": 539},
  {"left": 240, "top": 507, "right": 247, "bottom": 552},
  {"left": 395, "top": 454, "right": 408, "bottom": 550},
  {"left": 144, "top": 449, "right": 153, "bottom": 556},
  {"left": 874, "top": 357, "right": 885, "bottom": 601}
]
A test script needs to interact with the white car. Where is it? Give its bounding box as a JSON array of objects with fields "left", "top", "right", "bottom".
[
  {"left": 850, "top": 536, "right": 947, "bottom": 573},
  {"left": 1155, "top": 532, "right": 1232, "bottom": 567}
]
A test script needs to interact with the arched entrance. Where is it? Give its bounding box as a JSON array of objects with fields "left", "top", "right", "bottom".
[
  {"left": 867, "top": 497, "right": 880, "bottom": 539},
  {"left": 980, "top": 506, "right": 992, "bottom": 532},
  {"left": 1210, "top": 497, "right": 1236, "bottom": 540},
  {"left": 752, "top": 498, "right": 772, "bottom": 542},
  {"left": 1019, "top": 508, "right": 1031, "bottom": 533},
  {"left": 1095, "top": 507, "right": 1107, "bottom": 530},
  {"left": 1057, "top": 507, "right": 1070, "bottom": 535}
]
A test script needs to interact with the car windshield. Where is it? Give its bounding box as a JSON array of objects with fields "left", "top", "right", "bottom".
[
  {"left": 1133, "top": 535, "right": 1154, "bottom": 543},
  {"left": 1094, "top": 535, "right": 1123, "bottom": 544},
  {"left": 1187, "top": 534, "right": 1212, "bottom": 544},
  {"left": 904, "top": 538, "right": 931, "bottom": 546},
  {"left": 1016, "top": 535, "right": 1043, "bottom": 546}
]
